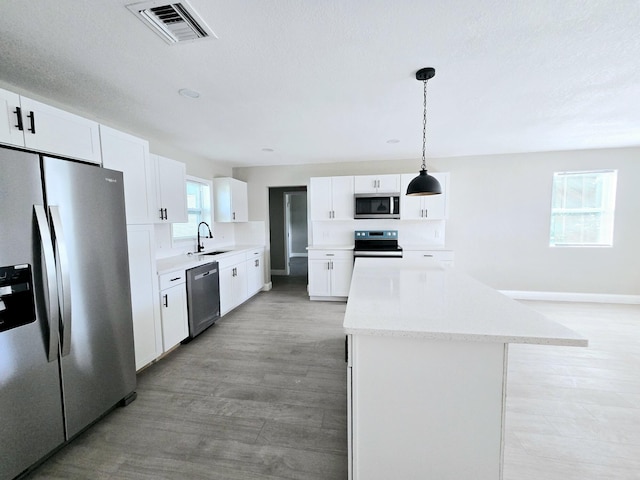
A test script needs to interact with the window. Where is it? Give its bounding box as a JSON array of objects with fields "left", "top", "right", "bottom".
[
  {"left": 172, "top": 177, "right": 212, "bottom": 241},
  {"left": 549, "top": 170, "right": 617, "bottom": 247}
]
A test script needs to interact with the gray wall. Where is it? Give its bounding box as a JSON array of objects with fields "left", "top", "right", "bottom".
[{"left": 235, "top": 146, "right": 640, "bottom": 295}]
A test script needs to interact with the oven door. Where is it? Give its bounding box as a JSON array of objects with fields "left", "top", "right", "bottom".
[{"left": 354, "top": 194, "right": 400, "bottom": 219}]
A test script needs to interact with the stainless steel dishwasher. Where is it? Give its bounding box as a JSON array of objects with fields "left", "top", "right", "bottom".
[{"left": 185, "top": 262, "right": 220, "bottom": 339}]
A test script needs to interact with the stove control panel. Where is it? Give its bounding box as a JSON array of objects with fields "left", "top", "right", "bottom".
[{"left": 354, "top": 230, "right": 398, "bottom": 239}]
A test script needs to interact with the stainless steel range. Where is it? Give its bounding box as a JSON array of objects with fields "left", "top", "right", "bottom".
[{"left": 353, "top": 230, "right": 403, "bottom": 258}]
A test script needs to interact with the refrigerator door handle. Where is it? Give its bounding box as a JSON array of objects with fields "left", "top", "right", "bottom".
[
  {"left": 49, "top": 206, "right": 73, "bottom": 357},
  {"left": 34, "top": 205, "right": 60, "bottom": 362}
]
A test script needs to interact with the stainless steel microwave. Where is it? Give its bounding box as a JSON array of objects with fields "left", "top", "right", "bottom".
[{"left": 354, "top": 193, "right": 400, "bottom": 219}]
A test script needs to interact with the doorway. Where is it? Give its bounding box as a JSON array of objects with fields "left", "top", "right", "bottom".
[{"left": 268, "top": 186, "right": 308, "bottom": 277}]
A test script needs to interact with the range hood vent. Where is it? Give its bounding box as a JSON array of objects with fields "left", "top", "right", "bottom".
[{"left": 126, "top": 1, "right": 216, "bottom": 44}]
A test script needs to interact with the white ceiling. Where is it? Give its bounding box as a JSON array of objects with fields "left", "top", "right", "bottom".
[{"left": 1, "top": 1, "right": 639, "bottom": 167}]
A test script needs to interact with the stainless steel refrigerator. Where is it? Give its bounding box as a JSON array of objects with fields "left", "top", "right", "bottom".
[{"left": 0, "top": 148, "right": 136, "bottom": 480}]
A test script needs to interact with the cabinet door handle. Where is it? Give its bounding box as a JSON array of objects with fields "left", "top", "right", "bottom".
[
  {"left": 159, "top": 208, "right": 164, "bottom": 220},
  {"left": 27, "top": 111, "right": 36, "bottom": 134},
  {"left": 255, "top": 259, "right": 259, "bottom": 267},
  {"left": 164, "top": 208, "right": 168, "bottom": 220},
  {"left": 14, "top": 107, "right": 23, "bottom": 131},
  {"left": 233, "top": 212, "right": 236, "bottom": 220},
  {"left": 163, "top": 294, "right": 168, "bottom": 307},
  {"left": 170, "top": 277, "right": 181, "bottom": 282},
  {"left": 424, "top": 208, "right": 428, "bottom": 218}
]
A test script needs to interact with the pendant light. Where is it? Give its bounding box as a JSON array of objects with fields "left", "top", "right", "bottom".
[{"left": 406, "top": 67, "right": 442, "bottom": 196}]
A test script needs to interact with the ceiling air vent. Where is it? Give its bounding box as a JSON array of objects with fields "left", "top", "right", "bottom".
[{"left": 126, "top": 1, "right": 216, "bottom": 44}]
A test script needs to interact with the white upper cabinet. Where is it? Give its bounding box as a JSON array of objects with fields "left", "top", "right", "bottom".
[
  {"left": 213, "top": 177, "right": 248, "bottom": 222},
  {"left": 400, "top": 172, "right": 450, "bottom": 220},
  {"left": 152, "top": 154, "right": 188, "bottom": 224},
  {"left": 354, "top": 174, "right": 400, "bottom": 194},
  {"left": 0, "top": 88, "right": 101, "bottom": 163},
  {"left": 100, "top": 125, "right": 156, "bottom": 224},
  {"left": 0, "top": 88, "right": 25, "bottom": 147},
  {"left": 19, "top": 96, "right": 101, "bottom": 163},
  {"left": 310, "top": 176, "right": 354, "bottom": 221}
]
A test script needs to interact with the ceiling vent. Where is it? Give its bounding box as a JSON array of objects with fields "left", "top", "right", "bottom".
[{"left": 126, "top": 1, "right": 216, "bottom": 44}]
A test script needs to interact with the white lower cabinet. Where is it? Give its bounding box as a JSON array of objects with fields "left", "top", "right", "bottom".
[
  {"left": 218, "top": 253, "right": 248, "bottom": 316},
  {"left": 246, "top": 248, "right": 265, "bottom": 296},
  {"left": 402, "top": 250, "right": 454, "bottom": 267},
  {"left": 159, "top": 271, "right": 188, "bottom": 351},
  {"left": 308, "top": 249, "right": 354, "bottom": 300},
  {"left": 126, "top": 225, "right": 162, "bottom": 371}
]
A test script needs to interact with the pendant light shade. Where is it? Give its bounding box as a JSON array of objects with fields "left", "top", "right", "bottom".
[
  {"left": 406, "top": 67, "right": 442, "bottom": 196},
  {"left": 406, "top": 169, "right": 442, "bottom": 196}
]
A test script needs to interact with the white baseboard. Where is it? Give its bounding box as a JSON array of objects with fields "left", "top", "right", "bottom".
[
  {"left": 261, "top": 282, "right": 272, "bottom": 291},
  {"left": 500, "top": 290, "right": 640, "bottom": 305}
]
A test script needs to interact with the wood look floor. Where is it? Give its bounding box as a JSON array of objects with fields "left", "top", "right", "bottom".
[{"left": 23, "top": 279, "right": 639, "bottom": 479}]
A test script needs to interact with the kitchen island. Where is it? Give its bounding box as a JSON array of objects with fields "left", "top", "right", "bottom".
[{"left": 344, "top": 258, "right": 587, "bottom": 480}]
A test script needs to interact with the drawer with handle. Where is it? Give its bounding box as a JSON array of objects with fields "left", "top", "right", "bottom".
[{"left": 159, "top": 270, "right": 186, "bottom": 290}]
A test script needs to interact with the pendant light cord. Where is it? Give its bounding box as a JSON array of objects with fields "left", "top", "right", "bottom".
[{"left": 421, "top": 78, "right": 429, "bottom": 171}]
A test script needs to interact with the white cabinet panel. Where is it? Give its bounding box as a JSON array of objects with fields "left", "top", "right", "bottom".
[
  {"left": 309, "top": 176, "right": 354, "bottom": 220},
  {"left": 152, "top": 154, "right": 188, "bottom": 223},
  {"left": 246, "top": 249, "right": 264, "bottom": 296},
  {"left": 402, "top": 250, "right": 454, "bottom": 267},
  {"left": 19, "top": 96, "right": 101, "bottom": 164},
  {"left": 213, "top": 177, "right": 248, "bottom": 222},
  {"left": 400, "top": 172, "right": 450, "bottom": 220},
  {"left": 100, "top": 125, "right": 156, "bottom": 224},
  {"left": 351, "top": 335, "right": 505, "bottom": 479},
  {"left": 308, "top": 258, "right": 332, "bottom": 297},
  {"left": 308, "top": 249, "right": 354, "bottom": 299},
  {"left": 0, "top": 88, "right": 25, "bottom": 147},
  {"left": 218, "top": 253, "right": 249, "bottom": 315},
  {"left": 126, "top": 225, "right": 162, "bottom": 371},
  {"left": 354, "top": 174, "right": 400, "bottom": 194},
  {"left": 159, "top": 271, "right": 188, "bottom": 351}
]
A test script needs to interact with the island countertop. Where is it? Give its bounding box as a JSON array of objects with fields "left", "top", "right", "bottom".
[{"left": 343, "top": 258, "right": 587, "bottom": 347}]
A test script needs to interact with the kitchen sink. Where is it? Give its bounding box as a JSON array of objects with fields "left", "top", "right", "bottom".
[{"left": 202, "top": 250, "right": 229, "bottom": 255}]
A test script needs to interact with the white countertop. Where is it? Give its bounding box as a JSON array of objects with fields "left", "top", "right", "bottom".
[
  {"left": 156, "top": 245, "right": 264, "bottom": 274},
  {"left": 344, "top": 258, "right": 587, "bottom": 346}
]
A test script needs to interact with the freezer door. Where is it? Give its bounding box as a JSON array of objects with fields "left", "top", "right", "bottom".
[
  {"left": 42, "top": 157, "right": 136, "bottom": 439},
  {"left": 0, "top": 149, "right": 65, "bottom": 480}
]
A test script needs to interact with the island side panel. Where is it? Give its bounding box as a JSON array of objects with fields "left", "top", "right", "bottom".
[{"left": 352, "top": 334, "right": 507, "bottom": 480}]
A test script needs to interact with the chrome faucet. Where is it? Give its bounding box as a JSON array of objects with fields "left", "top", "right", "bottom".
[{"left": 197, "top": 221, "right": 213, "bottom": 253}]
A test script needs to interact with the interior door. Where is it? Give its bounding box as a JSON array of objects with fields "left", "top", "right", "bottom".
[
  {"left": 0, "top": 149, "right": 65, "bottom": 480},
  {"left": 42, "top": 157, "right": 136, "bottom": 439}
]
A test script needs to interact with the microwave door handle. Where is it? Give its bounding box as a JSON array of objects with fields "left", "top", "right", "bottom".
[
  {"left": 34, "top": 205, "right": 60, "bottom": 362},
  {"left": 49, "top": 206, "right": 72, "bottom": 357}
]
